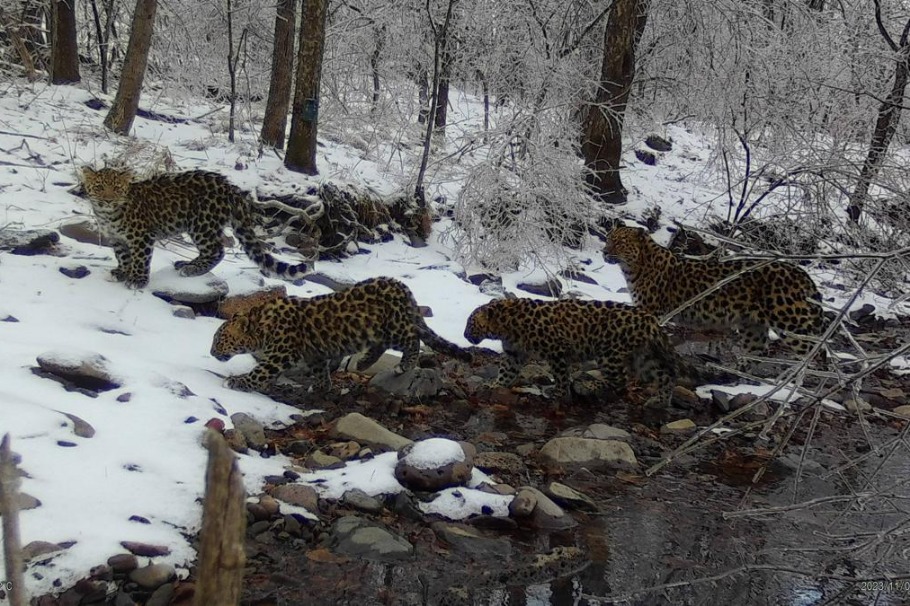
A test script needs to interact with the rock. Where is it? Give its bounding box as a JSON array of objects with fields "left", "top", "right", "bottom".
[
  {"left": 777, "top": 453, "right": 824, "bottom": 474},
  {"left": 304, "top": 272, "right": 355, "bottom": 292},
  {"left": 145, "top": 583, "right": 175, "bottom": 606},
  {"left": 330, "top": 516, "right": 413, "bottom": 561},
  {"left": 271, "top": 484, "right": 319, "bottom": 511},
  {"left": 0, "top": 228, "right": 60, "bottom": 255},
  {"left": 729, "top": 393, "right": 757, "bottom": 409},
  {"left": 508, "top": 487, "right": 538, "bottom": 517},
  {"left": 217, "top": 286, "right": 287, "bottom": 319},
  {"left": 516, "top": 279, "right": 562, "bottom": 297},
  {"left": 305, "top": 450, "right": 344, "bottom": 469},
  {"left": 844, "top": 397, "right": 871, "bottom": 413},
  {"left": 171, "top": 305, "right": 195, "bottom": 319},
  {"left": 230, "top": 412, "right": 266, "bottom": 449},
  {"left": 327, "top": 440, "right": 361, "bottom": 460},
  {"left": 561, "top": 424, "right": 631, "bottom": 442},
  {"left": 395, "top": 438, "right": 474, "bottom": 492},
  {"left": 473, "top": 451, "right": 527, "bottom": 475},
  {"left": 557, "top": 269, "right": 598, "bottom": 285},
  {"left": 711, "top": 390, "right": 732, "bottom": 413},
  {"left": 343, "top": 351, "right": 400, "bottom": 375},
  {"left": 58, "top": 220, "right": 108, "bottom": 246},
  {"left": 22, "top": 540, "right": 65, "bottom": 561},
  {"left": 247, "top": 503, "right": 270, "bottom": 522},
  {"left": 849, "top": 303, "right": 875, "bottom": 322},
  {"left": 894, "top": 405, "right": 910, "bottom": 418},
  {"left": 152, "top": 275, "right": 229, "bottom": 305},
  {"left": 671, "top": 385, "right": 701, "bottom": 409},
  {"left": 204, "top": 418, "right": 225, "bottom": 432},
  {"left": 515, "top": 443, "right": 537, "bottom": 457},
  {"left": 342, "top": 488, "right": 384, "bottom": 514},
  {"left": 120, "top": 541, "right": 170, "bottom": 557},
  {"left": 224, "top": 429, "right": 248, "bottom": 454},
  {"left": 544, "top": 482, "right": 598, "bottom": 512},
  {"left": 61, "top": 412, "right": 95, "bottom": 438},
  {"left": 467, "top": 273, "right": 498, "bottom": 286},
  {"left": 635, "top": 149, "right": 657, "bottom": 165},
  {"left": 645, "top": 134, "right": 673, "bottom": 152},
  {"left": 333, "top": 412, "right": 412, "bottom": 451},
  {"left": 510, "top": 487, "right": 577, "bottom": 530},
  {"left": 538, "top": 437, "right": 638, "bottom": 470},
  {"left": 286, "top": 439, "right": 312, "bottom": 455},
  {"left": 59, "top": 265, "right": 90, "bottom": 279},
  {"left": 431, "top": 522, "right": 511, "bottom": 557},
  {"left": 112, "top": 591, "right": 137, "bottom": 606},
  {"left": 129, "top": 563, "right": 175, "bottom": 589},
  {"left": 369, "top": 367, "right": 445, "bottom": 398},
  {"left": 259, "top": 494, "right": 281, "bottom": 516},
  {"left": 107, "top": 553, "right": 139, "bottom": 574},
  {"left": 36, "top": 351, "right": 120, "bottom": 392},
  {"left": 661, "top": 419, "right": 697, "bottom": 435}
]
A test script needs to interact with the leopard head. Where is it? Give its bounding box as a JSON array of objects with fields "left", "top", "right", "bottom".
[
  {"left": 211, "top": 308, "right": 263, "bottom": 361},
  {"left": 464, "top": 300, "right": 504, "bottom": 344},
  {"left": 79, "top": 166, "right": 134, "bottom": 207},
  {"left": 603, "top": 225, "right": 649, "bottom": 270}
]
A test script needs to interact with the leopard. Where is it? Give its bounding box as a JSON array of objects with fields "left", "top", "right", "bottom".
[
  {"left": 603, "top": 225, "right": 825, "bottom": 359},
  {"left": 463, "top": 297, "right": 677, "bottom": 407},
  {"left": 210, "top": 277, "right": 473, "bottom": 392},
  {"left": 77, "top": 167, "right": 310, "bottom": 288}
]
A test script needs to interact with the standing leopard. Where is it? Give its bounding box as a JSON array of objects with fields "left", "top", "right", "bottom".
[
  {"left": 211, "top": 277, "right": 472, "bottom": 392},
  {"left": 603, "top": 225, "right": 825, "bottom": 357},
  {"left": 78, "top": 167, "right": 310, "bottom": 288},
  {"left": 463, "top": 298, "right": 677, "bottom": 407}
]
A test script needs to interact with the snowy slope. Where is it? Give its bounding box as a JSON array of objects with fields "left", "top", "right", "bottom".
[{"left": 0, "top": 81, "right": 907, "bottom": 597}]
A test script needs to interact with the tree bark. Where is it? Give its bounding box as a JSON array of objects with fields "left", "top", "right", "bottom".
[
  {"left": 580, "top": 0, "right": 650, "bottom": 205},
  {"left": 433, "top": 47, "right": 453, "bottom": 134},
  {"left": 103, "top": 0, "right": 158, "bottom": 135},
  {"left": 21, "top": 0, "right": 46, "bottom": 70},
  {"left": 846, "top": 7, "right": 910, "bottom": 223},
  {"left": 50, "top": 0, "right": 80, "bottom": 84},
  {"left": 370, "top": 24, "right": 385, "bottom": 113},
  {"left": 261, "top": 0, "right": 297, "bottom": 149},
  {"left": 285, "top": 0, "right": 328, "bottom": 175}
]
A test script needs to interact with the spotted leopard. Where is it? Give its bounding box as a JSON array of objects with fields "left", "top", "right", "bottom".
[
  {"left": 211, "top": 277, "right": 472, "bottom": 392},
  {"left": 78, "top": 167, "right": 309, "bottom": 288},
  {"left": 603, "top": 225, "right": 825, "bottom": 357},
  {"left": 464, "top": 297, "right": 677, "bottom": 407}
]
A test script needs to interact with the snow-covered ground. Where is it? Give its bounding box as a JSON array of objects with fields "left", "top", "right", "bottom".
[{"left": 0, "top": 81, "right": 907, "bottom": 596}]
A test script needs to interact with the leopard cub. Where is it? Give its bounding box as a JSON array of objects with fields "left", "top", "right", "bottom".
[
  {"left": 211, "top": 277, "right": 472, "bottom": 392},
  {"left": 78, "top": 167, "right": 309, "bottom": 288},
  {"left": 464, "top": 298, "right": 677, "bottom": 407}
]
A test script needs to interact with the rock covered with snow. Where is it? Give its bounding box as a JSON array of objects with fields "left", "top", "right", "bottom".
[
  {"left": 151, "top": 271, "right": 229, "bottom": 304},
  {"left": 36, "top": 350, "right": 121, "bottom": 392},
  {"left": 394, "top": 438, "right": 475, "bottom": 492}
]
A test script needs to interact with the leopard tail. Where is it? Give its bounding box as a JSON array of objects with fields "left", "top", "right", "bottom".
[
  {"left": 230, "top": 204, "right": 310, "bottom": 280},
  {"left": 416, "top": 317, "right": 473, "bottom": 362}
]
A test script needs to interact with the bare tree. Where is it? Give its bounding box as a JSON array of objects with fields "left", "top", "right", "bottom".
[
  {"left": 89, "top": 0, "right": 117, "bottom": 93},
  {"left": 104, "top": 0, "right": 158, "bottom": 135},
  {"left": 261, "top": 0, "right": 297, "bottom": 149},
  {"left": 225, "top": 0, "right": 249, "bottom": 143},
  {"left": 50, "top": 0, "right": 80, "bottom": 84},
  {"left": 285, "top": 0, "right": 328, "bottom": 175},
  {"left": 846, "top": 0, "right": 910, "bottom": 223},
  {"left": 581, "top": 0, "right": 650, "bottom": 205}
]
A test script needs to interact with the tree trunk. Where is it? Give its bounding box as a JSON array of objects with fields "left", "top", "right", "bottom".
[
  {"left": 21, "top": 0, "right": 46, "bottom": 70},
  {"left": 285, "top": 0, "right": 328, "bottom": 175},
  {"left": 846, "top": 12, "right": 910, "bottom": 223},
  {"left": 433, "top": 47, "right": 452, "bottom": 134},
  {"left": 261, "top": 0, "right": 296, "bottom": 149},
  {"left": 370, "top": 24, "right": 385, "bottom": 113},
  {"left": 580, "top": 0, "right": 650, "bottom": 205},
  {"left": 50, "top": 0, "right": 80, "bottom": 84},
  {"left": 103, "top": 0, "right": 158, "bottom": 135}
]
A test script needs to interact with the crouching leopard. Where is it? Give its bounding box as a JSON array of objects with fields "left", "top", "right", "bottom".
[
  {"left": 78, "top": 167, "right": 310, "bottom": 288},
  {"left": 211, "top": 277, "right": 472, "bottom": 392},
  {"left": 464, "top": 298, "right": 677, "bottom": 407},
  {"left": 603, "top": 225, "right": 825, "bottom": 358}
]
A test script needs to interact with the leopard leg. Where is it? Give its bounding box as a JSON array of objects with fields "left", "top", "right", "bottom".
[
  {"left": 122, "top": 235, "right": 154, "bottom": 288},
  {"left": 110, "top": 240, "right": 131, "bottom": 282},
  {"left": 496, "top": 348, "right": 527, "bottom": 388},
  {"left": 176, "top": 226, "right": 225, "bottom": 276},
  {"left": 356, "top": 344, "right": 388, "bottom": 372},
  {"left": 632, "top": 353, "right": 676, "bottom": 409},
  {"left": 740, "top": 321, "right": 769, "bottom": 358},
  {"left": 309, "top": 359, "right": 333, "bottom": 393},
  {"left": 226, "top": 346, "right": 292, "bottom": 392},
  {"left": 395, "top": 334, "right": 421, "bottom": 375},
  {"left": 548, "top": 354, "right": 573, "bottom": 400}
]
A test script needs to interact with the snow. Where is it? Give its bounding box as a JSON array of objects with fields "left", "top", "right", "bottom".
[
  {"left": 0, "top": 80, "right": 906, "bottom": 597},
  {"left": 400, "top": 437, "right": 465, "bottom": 469}
]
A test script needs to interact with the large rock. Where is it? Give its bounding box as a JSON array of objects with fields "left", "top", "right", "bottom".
[
  {"left": 332, "top": 412, "right": 412, "bottom": 451},
  {"left": 36, "top": 351, "right": 120, "bottom": 392},
  {"left": 538, "top": 437, "right": 637, "bottom": 470},
  {"left": 0, "top": 228, "right": 60, "bottom": 255},
  {"left": 330, "top": 516, "right": 413, "bottom": 561},
  {"left": 230, "top": 412, "right": 266, "bottom": 449},
  {"left": 369, "top": 367, "right": 445, "bottom": 398},
  {"left": 395, "top": 438, "right": 474, "bottom": 492},
  {"left": 152, "top": 274, "right": 229, "bottom": 304}
]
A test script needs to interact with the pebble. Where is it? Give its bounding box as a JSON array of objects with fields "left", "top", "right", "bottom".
[
  {"left": 129, "top": 563, "right": 176, "bottom": 589},
  {"left": 230, "top": 412, "right": 267, "bottom": 449},
  {"left": 342, "top": 488, "right": 384, "bottom": 514},
  {"left": 661, "top": 419, "right": 697, "bottom": 435},
  {"left": 107, "top": 553, "right": 139, "bottom": 574},
  {"left": 271, "top": 484, "right": 319, "bottom": 511}
]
